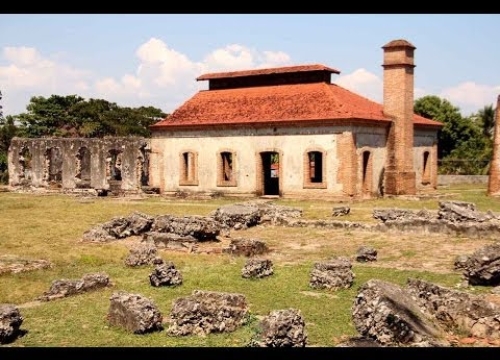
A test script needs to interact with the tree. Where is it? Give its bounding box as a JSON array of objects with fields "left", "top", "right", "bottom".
[
  {"left": 414, "top": 95, "right": 491, "bottom": 175},
  {"left": 0, "top": 90, "right": 3, "bottom": 121},
  {"left": 475, "top": 104, "right": 496, "bottom": 138},
  {"left": 13, "top": 95, "right": 168, "bottom": 138}
]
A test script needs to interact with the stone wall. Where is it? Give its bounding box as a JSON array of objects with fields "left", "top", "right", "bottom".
[
  {"left": 8, "top": 137, "right": 150, "bottom": 193},
  {"left": 437, "top": 175, "right": 488, "bottom": 186}
]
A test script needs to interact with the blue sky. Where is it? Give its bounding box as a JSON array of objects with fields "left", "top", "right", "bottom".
[{"left": 1, "top": 14, "right": 499, "bottom": 117}]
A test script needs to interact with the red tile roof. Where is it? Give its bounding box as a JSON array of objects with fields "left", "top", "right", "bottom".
[
  {"left": 151, "top": 81, "right": 442, "bottom": 130},
  {"left": 196, "top": 64, "right": 340, "bottom": 81}
]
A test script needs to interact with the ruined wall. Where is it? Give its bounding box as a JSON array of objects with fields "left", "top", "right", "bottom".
[
  {"left": 150, "top": 124, "right": 387, "bottom": 200},
  {"left": 413, "top": 128, "right": 439, "bottom": 191},
  {"left": 8, "top": 137, "right": 150, "bottom": 193}
]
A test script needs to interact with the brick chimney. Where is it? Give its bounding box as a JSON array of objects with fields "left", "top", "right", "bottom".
[
  {"left": 488, "top": 95, "right": 500, "bottom": 196},
  {"left": 382, "top": 39, "right": 417, "bottom": 195}
]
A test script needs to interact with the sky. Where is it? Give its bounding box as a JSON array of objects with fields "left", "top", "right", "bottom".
[{"left": 1, "top": 14, "right": 499, "bottom": 118}]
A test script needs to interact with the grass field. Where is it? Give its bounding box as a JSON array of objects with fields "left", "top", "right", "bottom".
[{"left": 1, "top": 184, "right": 499, "bottom": 347}]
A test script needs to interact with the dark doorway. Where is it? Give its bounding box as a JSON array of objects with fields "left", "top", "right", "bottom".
[
  {"left": 45, "top": 147, "right": 63, "bottom": 187},
  {"left": 75, "top": 147, "right": 91, "bottom": 188},
  {"left": 106, "top": 149, "right": 123, "bottom": 193},
  {"left": 261, "top": 151, "right": 280, "bottom": 196},
  {"left": 19, "top": 147, "right": 32, "bottom": 184}
]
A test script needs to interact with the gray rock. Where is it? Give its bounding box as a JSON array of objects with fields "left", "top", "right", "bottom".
[
  {"left": 151, "top": 215, "right": 221, "bottom": 241},
  {"left": 167, "top": 290, "right": 249, "bottom": 336},
  {"left": 249, "top": 308, "right": 307, "bottom": 347},
  {"left": 82, "top": 211, "right": 154, "bottom": 241},
  {"left": 37, "top": 272, "right": 111, "bottom": 301},
  {"left": 438, "top": 201, "right": 492, "bottom": 223},
  {"left": 124, "top": 241, "right": 162, "bottom": 267},
  {"left": 461, "top": 242, "right": 500, "bottom": 285},
  {"left": 406, "top": 278, "right": 500, "bottom": 338},
  {"left": 0, "top": 304, "right": 24, "bottom": 344},
  {"left": 210, "top": 203, "right": 261, "bottom": 230},
  {"left": 107, "top": 291, "right": 163, "bottom": 334},
  {"left": 149, "top": 262, "right": 183, "bottom": 287},
  {"left": 453, "top": 254, "right": 470, "bottom": 270},
  {"left": 352, "top": 279, "right": 446, "bottom": 346},
  {"left": 332, "top": 206, "right": 350, "bottom": 217},
  {"left": 242, "top": 259, "right": 274, "bottom": 279},
  {"left": 356, "top": 246, "right": 377, "bottom": 262},
  {"left": 143, "top": 232, "right": 198, "bottom": 252},
  {"left": 310, "top": 257, "right": 354, "bottom": 290},
  {"left": 222, "top": 238, "right": 269, "bottom": 257}
]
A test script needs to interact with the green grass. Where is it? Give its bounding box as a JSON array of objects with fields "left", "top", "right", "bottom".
[{"left": 0, "top": 186, "right": 493, "bottom": 347}]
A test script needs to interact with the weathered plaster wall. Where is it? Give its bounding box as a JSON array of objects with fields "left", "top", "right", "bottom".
[
  {"left": 413, "top": 128, "right": 439, "bottom": 191},
  {"left": 8, "top": 137, "right": 150, "bottom": 192},
  {"left": 150, "top": 124, "right": 388, "bottom": 200}
]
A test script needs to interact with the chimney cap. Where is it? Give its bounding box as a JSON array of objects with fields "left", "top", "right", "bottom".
[{"left": 382, "top": 39, "right": 416, "bottom": 50}]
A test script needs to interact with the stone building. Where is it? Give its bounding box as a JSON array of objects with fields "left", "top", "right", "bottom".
[
  {"left": 7, "top": 39, "right": 443, "bottom": 199},
  {"left": 148, "top": 39, "right": 442, "bottom": 199}
]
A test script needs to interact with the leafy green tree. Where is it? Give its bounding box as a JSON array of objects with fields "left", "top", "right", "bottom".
[
  {"left": 414, "top": 95, "right": 492, "bottom": 175},
  {"left": 475, "top": 104, "right": 496, "bottom": 138},
  {"left": 13, "top": 94, "right": 167, "bottom": 138}
]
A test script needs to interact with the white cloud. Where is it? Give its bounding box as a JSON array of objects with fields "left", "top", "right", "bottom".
[
  {"left": 334, "top": 69, "right": 499, "bottom": 116},
  {"left": 335, "top": 68, "right": 383, "bottom": 103},
  {"left": 4, "top": 46, "right": 44, "bottom": 66},
  {"left": 1, "top": 39, "right": 497, "bottom": 119},
  {"left": 440, "top": 82, "right": 500, "bottom": 115},
  {"left": 0, "top": 38, "right": 292, "bottom": 116}
]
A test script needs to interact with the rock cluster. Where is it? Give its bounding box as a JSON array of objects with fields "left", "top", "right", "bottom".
[
  {"left": 37, "top": 272, "right": 111, "bottom": 301},
  {"left": 167, "top": 290, "right": 249, "bottom": 336},
  {"left": 310, "top": 257, "right": 354, "bottom": 290},
  {"left": 107, "top": 291, "right": 163, "bottom": 334}
]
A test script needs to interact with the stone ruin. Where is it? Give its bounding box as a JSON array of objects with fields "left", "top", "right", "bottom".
[
  {"left": 351, "top": 279, "right": 446, "bottom": 347},
  {"left": 249, "top": 308, "right": 307, "bottom": 347},
  {"left": 332, "top": 206, "right": 350, "bottom": 217},
  {"left": 149, "top": 261, "right": 183, "bottom": 287},
  {"left": 37, "top": 272, "right": 111, "bottom": 301},
  {"left": 80, "top": 201, "right": 305, "bottom": 254},
  {"left": 222, "top": 238, "right": 269, "bottom": 257},
  {"left": 0, "top": 256, "right": 52, "bottom": 275},
  {"left": 369, "top": 201, "right": 500, "bottom": 238},
  {"left": 124, "top": 241, "right": 162, "bottom": 267},
  {"left": 210, "top": 202, "right": 261, "bottom": 230},
  {"left": 437, "top": 200, "right": 493, "bottom": 223},
  {"left": 210, "top": 201, "right": 302, "bottom": 229},
  {"left": 0, "top": 304, "right": 25, "bottom": 345},
  {"left": 167, "top": 290, "right": 249, "bottom": 336},
  {"left": 151, "top": 215, "right": 221, "bottom": 241},
  {"left": 372, "top": 208, "right": 435, "bottom": 222},
  {"left": 107, "top": 291, "right": 163, "bottom": 334},
  {"left": 406, "top": 278, "right": 500, "bottom": 339},
  {"left": 82, "top": 212, "right": 154, "bottom": 242},
  {"left": 8, "top": 137, "right": 151, "bottom": 195},
  {"left": 143, "top": 232, "right": 198, "bottom": 252},
  {"left": 309, "top": 257, "right": 354, "bottom": 290},
  {"left": 241, "top": 259, "right": 274, "bottom": 279},
  {"left": 455, "top": 242, "right": 500, "bottom": 286},
  {"left": 276, "top": 200, "right": 500, "bottom": 240},
  {"left": 349, "top": 277, "right": 500, "bottom": 347},
  {"left": 355, "top": 246, "right": 378, "bottom": 262}
]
